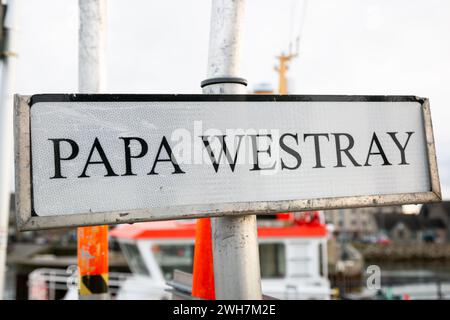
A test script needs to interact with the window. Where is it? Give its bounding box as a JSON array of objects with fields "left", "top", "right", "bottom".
[
  {"left": 259, "top": 243, "right": 286, "bottom": 278},
  {"left": 121, "top": 243, "right": 150, "bottom": 276},
  {"left": 148, "top": 243, "right": 287, "bottom": 280},
  {"left": 153, "top": 244, "right": 194, "bottom": 280},
  {"left": 318, "top": 243, "right": 324, "bottom": 277}
]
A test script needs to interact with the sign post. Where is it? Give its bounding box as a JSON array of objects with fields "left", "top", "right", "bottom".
[
  {"left": 200, "top": 0, "right": 262, "bottom": 300},
  {"left": 0, "top": 0, "right": 19, "bottom": 300},
  {"left": 77, "top": 0, "right": 109, "bottom": 300}
]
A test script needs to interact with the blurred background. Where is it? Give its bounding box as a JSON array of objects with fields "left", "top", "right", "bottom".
[{"left": 2, "top": 0, "right": 450, "bottom": 300}]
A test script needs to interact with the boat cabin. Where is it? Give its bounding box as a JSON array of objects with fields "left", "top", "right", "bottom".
[{"left": 110, "top": 212, "right": 331, "bottom": 299}]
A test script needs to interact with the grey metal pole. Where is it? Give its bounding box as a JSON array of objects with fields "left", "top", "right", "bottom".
[
  {"left": 202, "top": 0, "right": 262, "bottom": 300},
  {"left": 0, "top": 0, "right": 19, "bottom": 300},
  {"left": 79, "top": 0, "right": 106, "bottom": 93},
  {"left": 78, "top": 0, "right": 109, "bottom": 300}
]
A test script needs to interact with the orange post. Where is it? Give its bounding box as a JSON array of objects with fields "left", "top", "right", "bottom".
[
  {"left": 77, "top": 225, "right": 109, "bottom": 299},
  {"left": 192, "top": 218, "right": 215, "bottom": 299}
]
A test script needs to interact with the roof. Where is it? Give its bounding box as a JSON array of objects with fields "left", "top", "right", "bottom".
[
  {"left": 110, "top": 220, "right": 327, "bottom": 240},
  {"left": 375, "top": 213, "right": 422, "bottom": 231},
  {"left": 111, "top": 220, "right": 197, "bottom": 239},
  {"left": 422, "top": 218, "right": 447, "bottom": 229},
  {"left": 420, "top": 201, "right": 450, "bottom": 218},
  {"left": 375, "top": 212, "right": 448, "bottom": 231}
]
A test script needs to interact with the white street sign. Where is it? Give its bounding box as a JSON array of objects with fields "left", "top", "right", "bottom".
[{"left": 14, "top": 94, "right": 441, "bottom": 230}]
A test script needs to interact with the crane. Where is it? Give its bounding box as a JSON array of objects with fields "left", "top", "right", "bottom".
[{"left": 275, "top": 0, "right": 308, "bottom": 94}]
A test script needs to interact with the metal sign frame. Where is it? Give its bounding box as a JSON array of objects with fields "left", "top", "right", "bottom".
[{"left": 14, "top": 94, "right": 441, "bottom": 231}]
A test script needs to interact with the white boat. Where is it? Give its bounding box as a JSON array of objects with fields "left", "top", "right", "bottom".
[{"left": 110, "top": 212, "right": 331, "bottom": 300}]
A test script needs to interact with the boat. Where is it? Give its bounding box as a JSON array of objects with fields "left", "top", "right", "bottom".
[{"left": 110, "top": 211, "right": 331, "bottom": 299}]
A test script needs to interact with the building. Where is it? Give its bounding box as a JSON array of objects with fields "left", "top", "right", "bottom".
[
  {"left": 324, "top": 207, "right": 386, "bottom": 239},
  {"left": 375, "top": 213, "right": 422, "bottom": 242},
  {"left": 419, "top": 201, "right": 450, "bottom": 242},
  {"left": 323, "top": 205, "right": 442, "bottom": 242},
  {"left": 421, "top": 218, "right": 447, "bottom": 243},
  {"left": 373, "top": 206, "right": 448, "bottom": 243}
]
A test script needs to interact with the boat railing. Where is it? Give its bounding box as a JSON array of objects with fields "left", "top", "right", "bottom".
[{"left": 28, "top": 267, "right": 130, "bottom": 300}]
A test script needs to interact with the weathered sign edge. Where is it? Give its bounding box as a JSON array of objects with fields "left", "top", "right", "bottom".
[{"left": 14, "top": 94, "right": 441, "bottom": 231}]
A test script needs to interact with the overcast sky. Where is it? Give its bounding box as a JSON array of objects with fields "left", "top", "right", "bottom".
[{"left": 12, "top": 0, "right": 450, "bottom": 199}]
